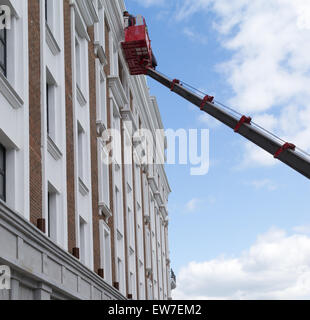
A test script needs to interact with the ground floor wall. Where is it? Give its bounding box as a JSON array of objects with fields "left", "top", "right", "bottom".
[{"left": 0, "top": 202, "right": 125, "bottom": 300}]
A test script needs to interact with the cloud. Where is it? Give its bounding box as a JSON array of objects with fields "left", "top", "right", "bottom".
[
  {"left": 248, "top": 179, "right": 278, "bottom": 191},
  {"left": 183, "top": 27, "right": 208, "bottom": 45},
  {"left": 293, "top": 225, "right": 310, "bottom": 235},
  {"left": 173, "top": 228, "right": 310, "bottom": 300},
  {"left": 175, "top": 0, "right": 310, "bottom": 168},
  {"left": 186, "top": 198, "right": 201, "bottom": 212}
]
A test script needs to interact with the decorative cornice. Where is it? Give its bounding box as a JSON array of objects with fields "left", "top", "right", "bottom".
[
  {"left": 46, "top": 23, "right": 61, "bottom": 56},
  {"left": 120, "top": 108, "right": 137, "bottom": 132},
  {"left": 147, "top": 176, "right": 158, "bottom": 194},
  {"left": 154, "top": 191, "right": 164, "bottom": 207},
  {"left": 47, "top": 136, "right": 63, "bottom": 161},
  {"left": 79, "top": 178, "right": 89, "bottom": 197},
  {"left": 96, "top": 45, "right": 108, "bottom": 67},
  {"left": 76, "top": 84, "right": 87, "bottom": 107},
  {"left": 160, "top": 205, "right": 168, "bottom": 219},
  {"left": 76, "top": 0, "right": 99, "bottom": 26},
  {"left": 99, "top": 202, "right": 112, "bottom": 224},
  {"left": 0, "top": 72, "right": 24, "bottom": 110},
  {"left": 108, "top": 76, "right": 128, "bottom": 110}
]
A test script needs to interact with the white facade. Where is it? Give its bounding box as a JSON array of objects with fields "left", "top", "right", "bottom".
[{"left": 0, "top": 0, "right": 174, "bottom": 300}]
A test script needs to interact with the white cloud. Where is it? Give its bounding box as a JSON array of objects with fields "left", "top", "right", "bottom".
[
  {"left": 176, "top": 0, "right": 310, "bottom": 168},
  {"left": 183, "top": 27, "right": 208, "bottom": 45},
  {"left": 248, "top": 179, "right": 278, "bottom": 191},
  {"left": 185, "top": 198, "right": 201, "bottom": 212},
  {"left": 173, "top": 228, "right": 310, "bottom": 300},
  {"left": 293, "top": 225, "right": 310, "bottom": 235}
]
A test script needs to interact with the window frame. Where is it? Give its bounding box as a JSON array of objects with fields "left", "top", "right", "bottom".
[
  {"left": 0, "top": 144, "right": 6, "bottom": 201},
  {"left": 0, "top": 26, "right": 7, "bottom": 77}
]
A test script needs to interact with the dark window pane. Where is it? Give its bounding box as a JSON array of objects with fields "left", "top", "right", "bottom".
[
  {"left": 0, "top": 174, "right": 4, "bottom": 200},
  {"left": 0, "top": 145, "right": 5, "bottom": 201},
  {"left": 0, "top": 28, "right": 6, "bottom": 76},
  {"left": 0, "top": 29, "right": 5, "bottom": 42},
  {"left": 0, "top": 145, "right": 4, "bottom": 170}
]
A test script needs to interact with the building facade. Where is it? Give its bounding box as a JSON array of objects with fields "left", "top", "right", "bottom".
[{"left": 0, "top": 0, "right": 174, "bottom": 300}]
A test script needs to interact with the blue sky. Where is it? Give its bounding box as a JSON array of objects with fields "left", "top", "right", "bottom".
[{"left": 126, "top": 0, "right": 310, "bottom": 299}]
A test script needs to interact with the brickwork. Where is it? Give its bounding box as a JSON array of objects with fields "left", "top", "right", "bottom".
[{"left": 28, "top": 0, "right": 42, "bottom": 227}]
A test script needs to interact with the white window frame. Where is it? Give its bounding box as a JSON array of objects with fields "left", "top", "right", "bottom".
[
  {"left": 99, "top": 220, "right": 112, "bottom": 285},
  {"left": 95, "top": 60, "right": 107, "bottom": 129},
  {"left": 97, "top": 139, "right": 110, "bottom": 208}
]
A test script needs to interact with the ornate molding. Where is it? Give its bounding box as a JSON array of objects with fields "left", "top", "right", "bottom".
[
  {"left": 108, "top": 76, "right": 128, "bottom": 110},
  {"left": 47, "top": 136, "right": 63, "bottom": 161},
  {"left": 0, "top": 72, "right": 24, "bottom": 110}
]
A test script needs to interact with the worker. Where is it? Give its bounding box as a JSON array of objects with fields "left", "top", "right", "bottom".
[
  {"left": 123, "top": 12, "right": 158, "bottom": 69},
  {"left": 123, "top": 11, "right": 136, "bottom": 28}
]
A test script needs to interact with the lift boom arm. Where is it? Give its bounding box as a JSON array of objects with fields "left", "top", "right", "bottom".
[{"left": 146, "top": 68, "right": 310, "bottom": 180}]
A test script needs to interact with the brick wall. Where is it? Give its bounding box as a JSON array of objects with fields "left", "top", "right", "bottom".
[
  {"left": 28, "top": 0, "right": 42, "bottom": 227},
  {"left": 63, "top": 0, "right": 76, "bottom": 254},
  {"left": 87, "top": 25, "right": 101, "bottom": 274},
  {"left": 103, "top": 20, "right": 117, "bottom": 287}
]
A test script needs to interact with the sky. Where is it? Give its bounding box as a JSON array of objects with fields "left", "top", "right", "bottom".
[{"left": 126, "top": 0, "right": 310, "bottom": 299}]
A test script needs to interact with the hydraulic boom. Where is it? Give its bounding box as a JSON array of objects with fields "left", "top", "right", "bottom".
[
  {"left": 146, "top": 68, "right": 310, "bottom": 180},
  {"left": 121, "top": 15, "right": 310, "bottom": 180}
]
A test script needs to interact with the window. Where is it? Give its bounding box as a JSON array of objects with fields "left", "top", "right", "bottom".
[
  {"left": 128, "top": 208, "right": 134, "bottom": 250},
  {"left": 45, "top": 0, "right": 53, "bottom": 29},
  {"left": 115, "top": 187, "right": 123, "bottom": 231},
  {"left": 0, "top": 144, "right": 6, "bottom": 201},
  {"left": 98, "top": 143, "right": 110, "bottom": 207},
  {"left": 77, "top": 123, "right": 84, "bottom": 180},
  {"left": 0, "top": 26, "right": 7, "bottom": 77},
  {"left": 117, "top": 258, "right": 125, "bottom": 293},
  {"left": 47, "top": 188, "right": 57, "bottom": 240},
  {"left": 97, "top": 3, "right": 105, "bottom": 49},
  {"left": 109, "top": 33, "right": 118, "bottom": 75},
  {"left": 79, "top": 217, "right": 86, "bottom": 264},
  {"left": 75, "top": 37, "right": 81, "bottom": 89},
  {"left": 46, "top": 83, "right": 49, "bottom": 134},
  {"left": 100, "top": 221, "right": 112, "bottom": 284},
  {"left": 96, "top": 63, "right": 107, "bottom": 128},
  {"left": 137, "top": 221, "right": 143, "bottom": 260},
  {"left": 45, "top": 0, "right": 48, "bottom": 22},
  {"left": 100, "top": 72, "right": 107, "bottom": 125},
  {"left": 145, "top": 229, "right": 151, "bottom": 269},
  {"left": 46, "top": 69, "right": 57, "bottom": 141}
]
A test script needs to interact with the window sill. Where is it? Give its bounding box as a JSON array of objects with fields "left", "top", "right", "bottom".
[
  {"left": 76, "top": 84, "right": 87, "bottom": 107},
  {"left": 47, "top": 136, "right": 63, "bottom": 161},
  {"left": 46, "top": 23, "right": 61, "bottom": 55},
  {"left": 0, "top": 72, "right": 24, "bottom": 110},
  {"left": 79, "top": 178, "right": 89, "bottom": 196}
]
